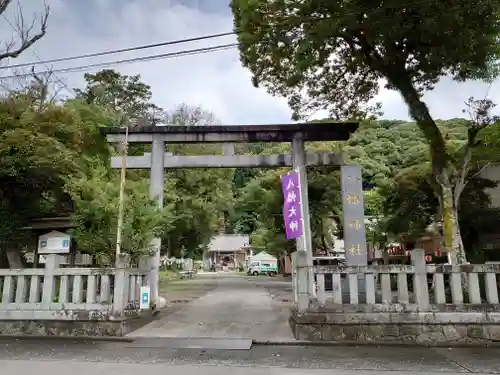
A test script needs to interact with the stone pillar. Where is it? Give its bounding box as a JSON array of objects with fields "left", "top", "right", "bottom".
[
  {"left": 291, "top": 133, "right": 314, "bottom": 299},
  {"left": 340, "top": 165, "right": 368, "bottom": 266},
  {"left": 295, "top": 250, "right": 310, "bottom": 312},
  {"left": 411, "top": 248, "right": 430, "bottom": 310},
  {"left": 291, "top": 251, "right": 298, "bottom": 305},
  {"left": 41, "top": 254, "right": 60, "bottom": 309},
  {"left": 138, "top": 255, "right": 152, "bottom": 285},
  {"left": 113, "top": 253, "right": 131, "bottom": 316},
  {"left": 149, "top": 137, "right": 166, "bottom": 308}
]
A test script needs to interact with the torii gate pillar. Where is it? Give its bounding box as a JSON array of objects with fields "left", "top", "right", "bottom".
[
  {"left": 291, "top": 134, "right": 314, "bottom": 296},
  {"left": 149, "top": 138, "right": 165, "bottom": 308}
]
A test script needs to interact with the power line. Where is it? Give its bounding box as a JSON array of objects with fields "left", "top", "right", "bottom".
[
  {"left": 0, "top": 43, "right": 238, "bottom": 79},
  {"left": 0, "top": 31, "right": 235, "bottom": 71}
]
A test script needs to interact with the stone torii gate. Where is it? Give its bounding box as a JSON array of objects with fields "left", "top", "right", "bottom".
[{"left": 102, "top": 122, "right": 368, "bottom": 307}]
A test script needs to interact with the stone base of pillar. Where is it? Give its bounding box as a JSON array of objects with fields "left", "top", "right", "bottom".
[{"left": 157, "top": 296, "right": 166, "bottom": 308}]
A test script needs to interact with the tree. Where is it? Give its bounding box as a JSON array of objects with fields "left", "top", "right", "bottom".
[
  {"left": 160, "top": 105, "right": 235, "bottom": 258},
  {"left": 66, "top": 166, "right": 174, "bottom": 264},
  {"left": 378, "top": 162, "right": 500, "bottom": 260},
  {"left": 2, "top": 68, "right": 67, "bottom": 108},
  {"left": 0, "top": 86, "right": 112, "bottom": 267},
  {"left": 231, "top": 0, "right": 500, "bottom": 263},
  {"left": 75, "top": 69, "right": 163, "bottom": 125},
  {"left": 162, "top": 164, "right": 234, "bottom": 259},
  {"left": 439, "top": 97, "right": 500, "bottom": 261},
  {"left": 165, "top": 103, "right": 221, "bottom": 126},
  {"left": 237, "top": 168, "right": 295, "bottom": 256},
  {"left": 236, "top": 166, "right": 342, "bottom": 256},
  {"left": 75, "top": 72, "right": 235, "bottom": 260}
]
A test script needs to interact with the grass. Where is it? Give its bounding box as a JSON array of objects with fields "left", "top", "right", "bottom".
[
  {"left": 158, "top": 269, "right": 180, "bottom": 289},
  {"left": 158, "top": 271, "right": 219, "bottom": 306}
]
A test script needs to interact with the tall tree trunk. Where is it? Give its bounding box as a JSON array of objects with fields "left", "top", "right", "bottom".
[
  {"left": 440, "top": 182, "right": 467, "bottom": 264},
  {"left": 387, "top": 70, "right": 467, "bottom": 264}
]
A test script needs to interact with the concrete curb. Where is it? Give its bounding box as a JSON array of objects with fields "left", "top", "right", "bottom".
[
  {"left": 0, "top": 335, "right": 135, "bottom": 342},
  {"left": 251, "top": 339, "right": 500, "bottom": 348},
  {"left": 3, "top": 336, "right": 499, "bottom": 348}
]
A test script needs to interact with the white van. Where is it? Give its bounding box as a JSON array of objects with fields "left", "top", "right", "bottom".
[{"left": 247, "top": 260, "right": 278, "bottom": 276}]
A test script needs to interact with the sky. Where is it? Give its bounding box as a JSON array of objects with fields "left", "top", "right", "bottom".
[{"left": 0, "top": 0, "right": 498, "bottom": 124}]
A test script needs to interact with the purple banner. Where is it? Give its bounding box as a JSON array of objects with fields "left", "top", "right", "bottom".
[{"left": 280, "top": 170, "right": 303, "bottom": 239}]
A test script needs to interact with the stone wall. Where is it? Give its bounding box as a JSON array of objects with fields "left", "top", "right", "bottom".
[
  {"left": 290, "top": 308, "right": 500, "bottom": 345},
  {"left": 0, "top": 310, "right": 155, "bottom": 337},
  {"left": 0, "top": 320, "right": 129, "bottom": 337}
]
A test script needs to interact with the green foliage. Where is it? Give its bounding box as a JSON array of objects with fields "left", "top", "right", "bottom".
[
  {"left": 234, "top": 166, "right": 342, "bottom": 256},
  {"left": 378, "top": 162, "right": 500, "bottom": 255},
  {"left": 163, "top": 166, "right": 234, "bottom": 259},
  {"left": 378, "top": 163, "right": 438, "bottom": 242},
  {"left": 344, "top": 119, "right": 472, "bottom": 186},
  {"left": 66, "top": 167, "right": 174, "bottom": 264},
  {"left": 236, "top": 169, "right": 290, "bottom": 256},
  {"left": 231, "top": 0, "right": 500, "bottom": 120},
  {"left": 159, "top": 104, "right": 236, "bottom": 259},
  {"left": 0, "top": 90, "right": 111, "bottom": 251},
  {"left": 363, "top": 189, "right": 384, "bottom": 217},
  {"left": 75, "top": 69, "right": 163, "bottom": 125}
]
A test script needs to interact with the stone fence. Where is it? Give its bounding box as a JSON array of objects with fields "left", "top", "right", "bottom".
[
  {"left": 0, "top": 254, "right": 149, "bottom": 336},
  {"left": 290, "top": 250, "right": 500, "bottom": 345}
]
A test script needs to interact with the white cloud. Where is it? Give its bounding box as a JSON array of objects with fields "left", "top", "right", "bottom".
[
  {"left": 375, "top": 77, "right": 500, "bottom": 120},
  {"left": 0, "top": 0, "right": 497, "bottom": 124}
]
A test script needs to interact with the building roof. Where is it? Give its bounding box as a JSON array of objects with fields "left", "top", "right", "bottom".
[
  {"left": 20, "top": 216, "right": 73, "bottom": 230},
  {"left": 208, "top": 234, "right": 250, "bottom": 252}
]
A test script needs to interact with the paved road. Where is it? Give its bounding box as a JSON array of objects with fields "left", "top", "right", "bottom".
[
  {"left": 2, "top": 361, "right": 498, "bottom": 375},
  {"left": 131, "top": 274, "right": 294, "bottom": 341},
  {"left": 1, "top": 339, "right": 500, "bottom": 373}
]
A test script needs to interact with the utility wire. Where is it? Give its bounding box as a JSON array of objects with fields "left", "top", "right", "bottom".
[
  {"left": 0, "top": 14, "right": 76, "bottom": 95},
  {"left": 0, "top": 31, "right": 235, "bottom": 71},
  {"left": 0, "top": 43, "right": 238, "bottom": 79}
]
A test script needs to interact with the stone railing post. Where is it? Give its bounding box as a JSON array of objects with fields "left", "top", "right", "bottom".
[
  {"left": 41, "top": 254, "right": 60, "bottom": 309},
  {"left": 295, "top": 250, "right": 310, "bottom": 312},
  {"left": 113, "top": 253, "right": 131, "bottom": 316},
  {"left": 411, "top": 248, "right": 430, "bottom": 310},
  {"left": 138, "top": 255, "right": 153, "bottom": 285}
]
